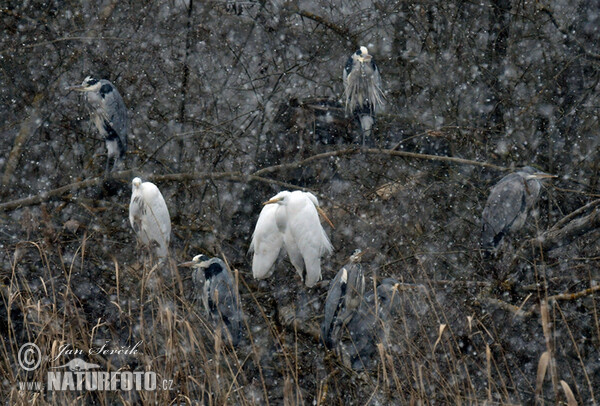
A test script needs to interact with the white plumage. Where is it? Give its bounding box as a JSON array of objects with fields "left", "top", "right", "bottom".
[
  {"left": 249, "top": 190, "right": 333, "bottom": 287},
  {"left": 129, "top": 177, "right": 171, "bottom": 258}
]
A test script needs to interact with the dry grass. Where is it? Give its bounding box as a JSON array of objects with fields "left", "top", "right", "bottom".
[{"left": 2, "top": 223, "right": 598, "bottom": 405}]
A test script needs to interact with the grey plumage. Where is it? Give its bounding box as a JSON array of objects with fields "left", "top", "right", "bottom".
[
  {"left": 338, "top": 277, "right": 400, "bottom": 371},
  {"left": 321, "top": 249, "right": 365, "bottom": 349},
  {"left": 68, "top": 76, "right": 128, "bottom": 173},
  {"left": 343, "top": 46, "right": 384, "bottom": 143},
  {"left": 481, "top": 166, "right": 555, "bottom": 251},
  {"left": 186, "top": 255, "right": 243, "bottom": 346}
]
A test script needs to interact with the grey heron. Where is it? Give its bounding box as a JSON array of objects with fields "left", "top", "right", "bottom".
[
  {"left": 68, "top": 76, "right": 128, "bottom": 173},
  {"left": 339, "top": 277, "right": 400, "bottom": 370},
  {"left": 481, "top": 166, "right": 556, "bottom": 251},
  {"left": 249, "top": 190, "right": 334, "bottom": 288},
  {"left": 343, "top": 46, "right": 385, "bottom": 144},
  {"left": 180, "top": 254, "right": 243, "bottom": 346},
  {"left": 129, "top": 177, "right": 171, "bottom": 259},
  {"left": 321, "top": 249, "right": 366, "bottom": 349}
]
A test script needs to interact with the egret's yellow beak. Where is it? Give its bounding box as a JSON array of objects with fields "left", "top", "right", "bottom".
[{"left": 263, "top": 197, "right": 283, "bottom": 205}]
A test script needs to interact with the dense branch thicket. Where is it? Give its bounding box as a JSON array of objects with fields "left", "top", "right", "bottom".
[{"left": 1, "top": 1, "right": 599, "bottom": 404}]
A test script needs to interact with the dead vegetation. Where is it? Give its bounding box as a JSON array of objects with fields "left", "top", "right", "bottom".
[{"left": 2, "top": 1, "right": 600, "bottom": 404}]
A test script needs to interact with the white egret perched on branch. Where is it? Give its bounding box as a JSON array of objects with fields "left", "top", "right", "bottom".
[
  {"left": 67, "top": 76, "right": 128, "bottom": 173},
  {"left": 129, "top": 177, "right": 171, "bottom": 259},
  {"left": 481, "top": 166, "right": 556, "bottom": 252},
  {"left": 343, "top": 46, "right": 385, "bottom": 144},
  {"left": 179, "top": 254, "right": 243, "bottom": 346},
  {"left": 249, "top": 190, "right": 334, "bottom": 288},
  {"left": 321, "top": 249, "right": 366, "bottom": 349}
]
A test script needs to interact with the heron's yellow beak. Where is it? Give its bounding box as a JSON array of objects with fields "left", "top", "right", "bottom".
[
  {"left": 317, "top": 206, "right": 335, "bottom": 229},
  {"left": 354, "top": 250, "right": 367, "bottom": 259},
  {"left": 532, "top": 173, "right": 558, "bottom": 180},
  {"left": 178, "top": 261, "right": 196, "bottom": 267},
  {"left": 357, "top": 54, "right": 372, "bottom": 63}
]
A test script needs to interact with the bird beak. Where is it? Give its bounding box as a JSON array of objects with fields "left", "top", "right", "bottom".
[
  {"left": 65, "top": 85, "right": 87, "bottom": 92},
  {"left": 357, "top": 54, "right": 372, "bottom": 63},
  {"left": 317, "top": 206, "right": 335, "bottom": 229},
  {"left": 178, "top": 261, "right": 195, "bottom": 267},
  {"left": 262, "top": 197, "right": 283, "bottom": 205},
  {"left": 355, "top": 250, "right": 367, "bottom": 259},
  {"left": 532, "top": 173, "right": 557, "bottom": 180}
]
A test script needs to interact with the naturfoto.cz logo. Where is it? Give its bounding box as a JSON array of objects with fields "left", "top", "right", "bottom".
[{"left": 17, "top": 342, "right": 173, "bottom": 392}]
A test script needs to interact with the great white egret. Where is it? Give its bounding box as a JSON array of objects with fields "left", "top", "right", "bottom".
[
  {"left": 343, "top": 46, "right": 384, "bottom": 143},
  {"left": 321, "top": 249, "right": 366, "bottom": 349},
  {"left": 482, "top": 167, "right": 556, "bottom": 251},
  {"left": 249, "top": 190, "right": 334, "bottom": 287},
  {"left": 179, "top": 254, "right": 242, "bottom": 346},
  {"left": 129, "top": 177, "right": 171, "bottom": 259},
  {"left": 67, "top": 77, "right": 128, "bottom": 173}
]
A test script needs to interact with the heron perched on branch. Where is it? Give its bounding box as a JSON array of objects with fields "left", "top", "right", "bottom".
[
  {"left": 180, "top": 254, "right": 243, "bottom": 346},
  {"left": 481, "top": 166, "right": 556, "bottom": 252},
  {"left": 249, "top": 190, "right": 334, "bottom": 288},
  {"left": 129, "top": 177, "right": 171, "bottom": 259},
  {"left": 339, "top": 277, "right": 400, "bottom": 370},
  {"left": 343, "top": 46, "right": 385, "bottom": 144},
  {"left": 321, "top": 249, "right": 366, "bottom": 349},
  {"left": 67, "top": 76, "right": 128, "bottom": 173}
]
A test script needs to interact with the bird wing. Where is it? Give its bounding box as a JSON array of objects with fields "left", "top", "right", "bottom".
[
  {"left": 321, "top": 267, "right": 347, "bottom": 348},
  {"left": 250, "top": 204, "right": 283, "bottom": 279},
  {"left": 210, "top": 271, "right": 242, "bottom": 346},
  {"left": 481, "top": 174, "right": 527, "bottom": 249},
  {"left": 342, "top": 293, "right": 380, "bottom": 370},
  {"left": 344, "top": 262, "right": 365, "bottom": 311},
  {"left": 129, "top": 183, "right": 171, "bottom": 258},
  {"left": 369, "top": 61, "right": 385, "bottom": 112},
  {"left": 283, "top": 226, "right": 305, "bottom": 279},
  {"left": 287, "top": 193, "right": 333, "bottom": 287},
  {"left": 343, "top": 59, "right": 385, "bottom": 115},
  {"left": 343, "top": 56, "right": 353, "bottom": 87},
  {"left": 129, "top": 194, "right": 148, "bottom": 243},
  {"left": 101, "top": 81, "right": 128, "bottom": 145}
]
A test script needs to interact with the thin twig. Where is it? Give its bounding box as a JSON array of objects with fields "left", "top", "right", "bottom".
[{"left": 547, "top": 284, "right": 600, "bottom": 302}]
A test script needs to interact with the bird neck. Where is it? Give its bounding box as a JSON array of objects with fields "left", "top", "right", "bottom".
[{"left": 203, "top": 262, "right": 223, "bottom": 279}]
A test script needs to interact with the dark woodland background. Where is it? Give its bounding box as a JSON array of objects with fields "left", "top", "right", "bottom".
[{"left": 1, "top": 1, "right": 600, "bottom": 404}]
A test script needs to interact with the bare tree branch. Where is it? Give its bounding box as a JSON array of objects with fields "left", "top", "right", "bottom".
[
  {"left": 514, "top": 208, "right": 600, "bottom": 261},
  {"left": 0, "top": 147, "right": 507, "bottom": 212}
]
